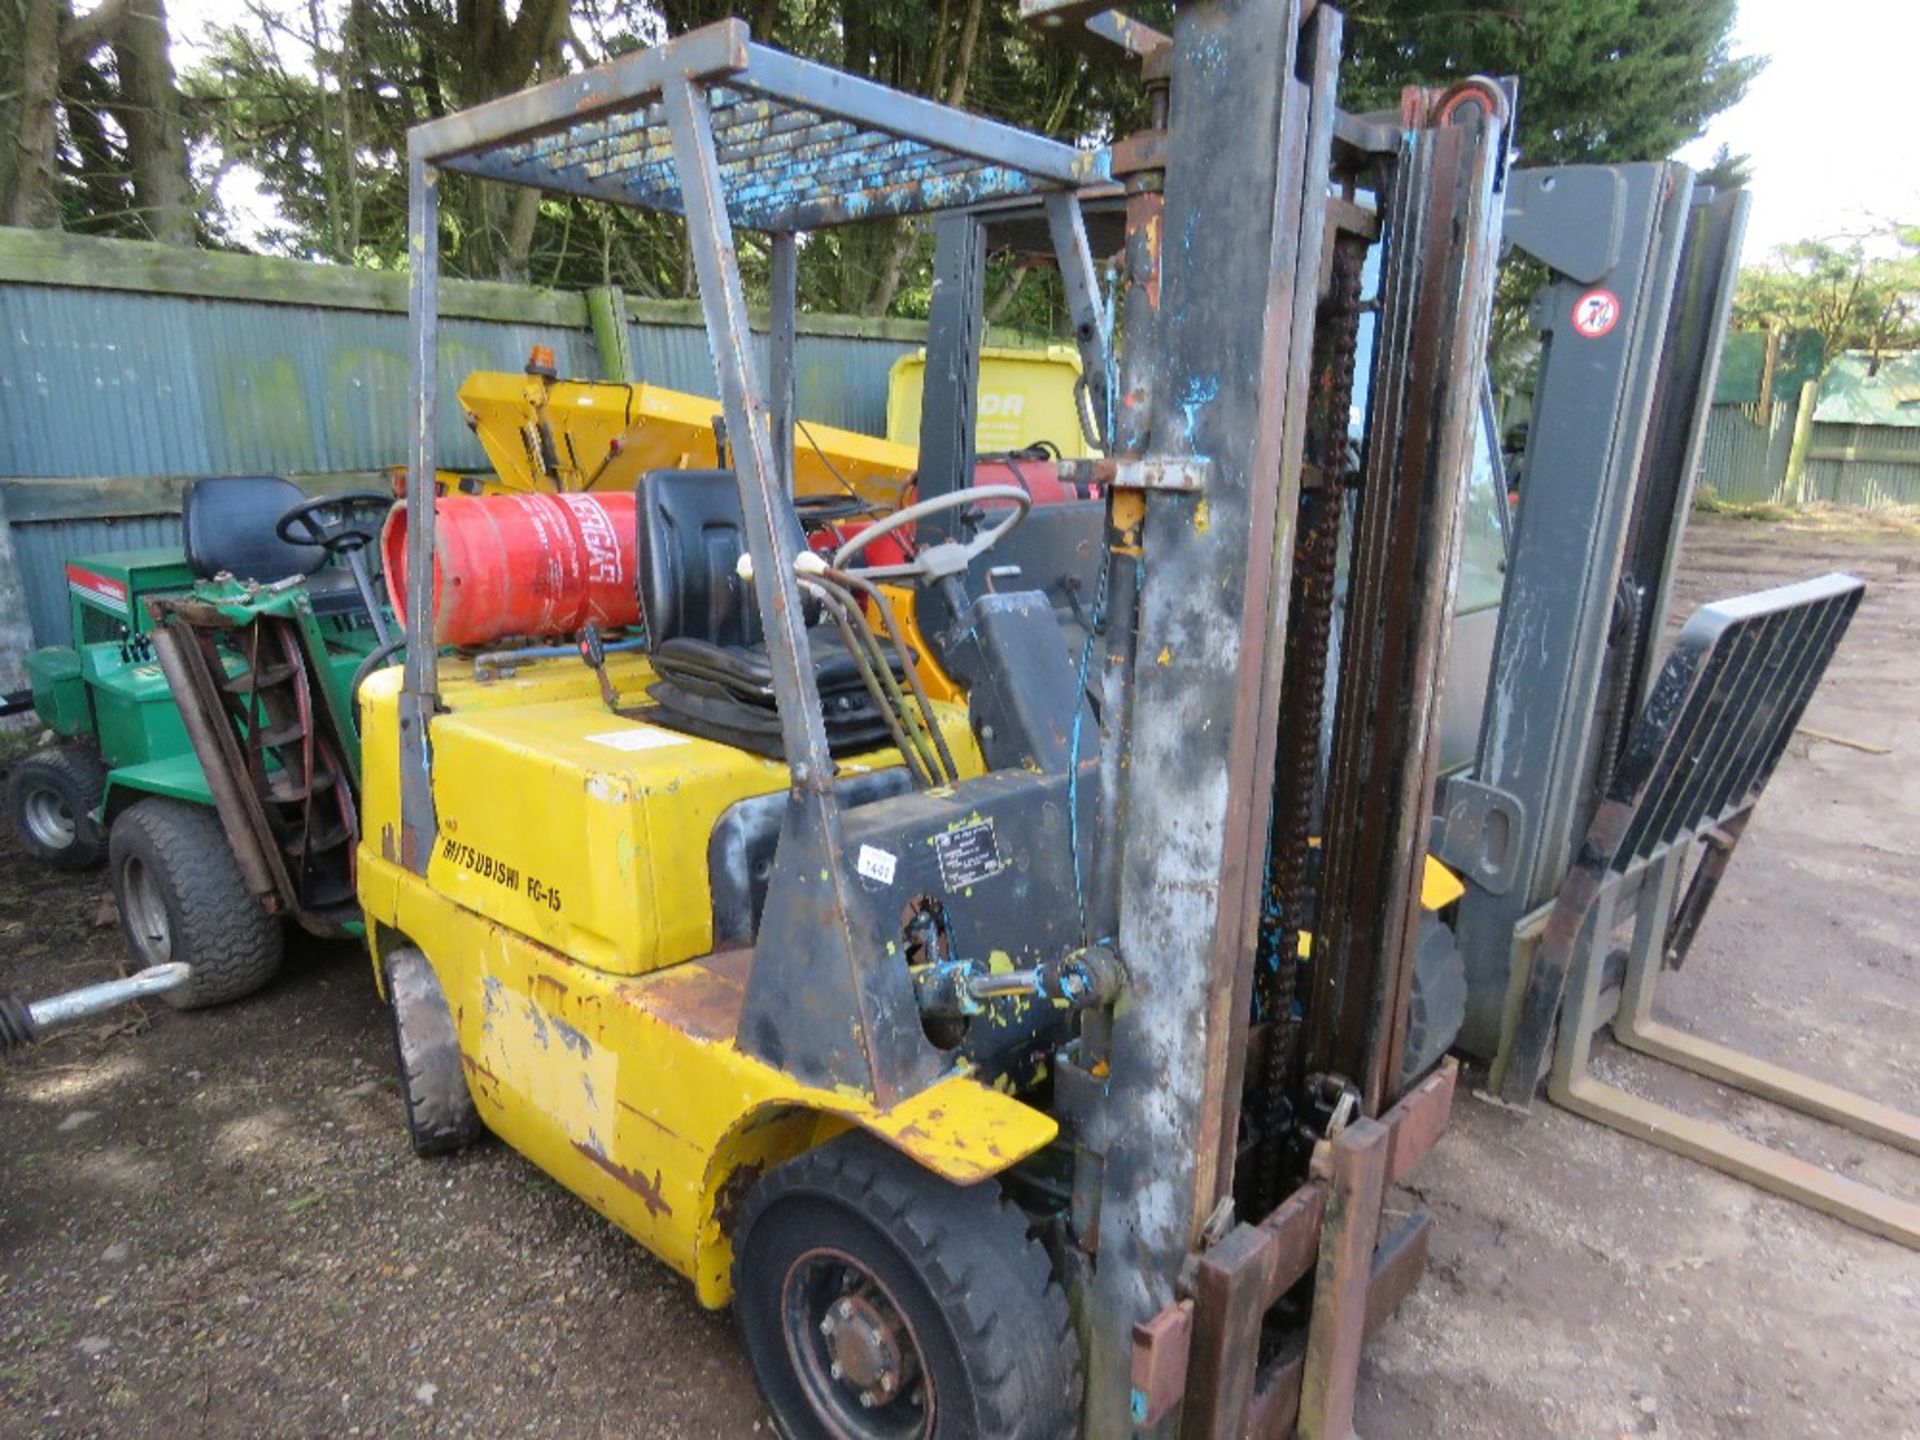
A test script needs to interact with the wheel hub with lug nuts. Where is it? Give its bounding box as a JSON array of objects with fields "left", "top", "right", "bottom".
[{"left": 818, "top": 1290, "right": 914, "bottom": 1411}]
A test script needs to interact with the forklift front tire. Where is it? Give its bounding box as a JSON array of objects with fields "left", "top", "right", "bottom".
[
  {"left": 733, "top": 1132, "right": 1082, "bottom": 1440},
  {"left": 384, "top": 947, "right": 483, "bottom": 1158},
  {"left": 108, "top": 798, "right": 283, "bottom": 1008},
  {"left": 7, "top": 744, "right": 108, "bottom": 870}
]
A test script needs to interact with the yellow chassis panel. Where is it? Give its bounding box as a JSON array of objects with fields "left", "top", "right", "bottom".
[
  {"left": 361, "top": 855, "right": 1056, "bottom": 1307},
  {"left": 357, "top": 657, "right": 1048, "bottom": 1310}
]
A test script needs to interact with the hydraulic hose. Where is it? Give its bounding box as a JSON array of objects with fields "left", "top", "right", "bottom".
[
  {"left": 828, "top": 568, "right": 959, "bottom": 787},
  {"left": 803, "top": 579, "right": 936, "bottom": 787}
]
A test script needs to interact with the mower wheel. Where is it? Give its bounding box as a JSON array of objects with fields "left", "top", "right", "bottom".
[
  {"left": 7, "top": 744, "right": 108, "bottom": 870},
  {"left": 384, "top": 947, "right": 482, "bottom": 1157},
  {"left": 733, "top": 1132, "right": 1081, "bottom": 1440},
  {"left": 108, "top": 798, "right": 283, "bottom": 1009}
]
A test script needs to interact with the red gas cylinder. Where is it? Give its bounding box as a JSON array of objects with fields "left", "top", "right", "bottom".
[
  {"left": 808, "top": 520, "right": 914, "bottom": 571},
  {"left": 972, "top": 455, "right": 1081, "bottom": 505},
  {"left": 381, "top": 492, "right": 640, "bottom": 646}
]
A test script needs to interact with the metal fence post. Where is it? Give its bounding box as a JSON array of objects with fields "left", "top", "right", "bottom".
[
  {"left": 1784, "top": 377, "right": 1820, "bottom": 505},
  {"left": 585, "top": 285, "right": 634, "bottom": 381}
]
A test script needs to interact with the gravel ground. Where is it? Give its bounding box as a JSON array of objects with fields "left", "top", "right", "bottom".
[{"left": 2, "top": 512, "right": 1916, "bottom": 1438}]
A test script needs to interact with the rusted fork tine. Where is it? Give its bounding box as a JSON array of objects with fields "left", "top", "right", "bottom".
[{"left": 1130, "top": 1061, "right": 1458, "bottom": 1436}]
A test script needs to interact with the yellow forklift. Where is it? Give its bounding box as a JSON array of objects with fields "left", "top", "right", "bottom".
[{"left": 358, "top": 6, "right": 1506, "bottom": 1435}]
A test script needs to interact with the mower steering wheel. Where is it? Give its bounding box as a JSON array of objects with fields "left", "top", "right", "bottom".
[
  {"left": 275, "top": 492, "right": 393, "bottom": 557},
  {"left": 830, "top": 484, "right": 1032, "bottom": 584}
]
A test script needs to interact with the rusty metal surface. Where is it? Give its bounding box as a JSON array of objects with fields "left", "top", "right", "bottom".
[
  {"left": 1182, "top": 1221, "right": 1276, "bottom": 1439},
  {"left": 1207, "top": 5, "right": 1344, "bottom": 1218},
  {"left": 621, "top": 947, "right": 753, "bottom": 1042},
  {"left": 427, "top": 19, "right": 1102, "bottom": 229},
  {"left": 1244, "top": 1211, "right": 1434, "bottom": 1440},
  {"left": 1383, "top": 1058, "right": 1457, "bottom": 1186},
  {"left": 1161, "top": 1049, "right": 1456, "bottom": 1438},
  {"left": 1252, "top": 222, "right": 1365, "bottom": 1215},
  {"left": 1296, "top": 1116, "right": 1388, "bottom": 1440},
  {"left": 1129, "top": 1299, "right": 1194, "bottom": 1431},
  {"left": 146, "top": 617, "right": 295, "bottom": 913},
  {"left": 1080, "top": 3, "right": 1319, "bottom": 1430},
  {"left": 1301, "top": 108, "right": 1505, "bottom": 1116}
]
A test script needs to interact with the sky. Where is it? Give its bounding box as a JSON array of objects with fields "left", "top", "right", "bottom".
[
  {"left": 1677, "top": 0, "right": 1920, "bottom": 262},
  {"left": 160, "top": 0, "right": 1919, "bottom": 265}
]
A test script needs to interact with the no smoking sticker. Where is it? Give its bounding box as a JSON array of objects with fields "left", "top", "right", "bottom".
[{"left": 1572, "top": 288, "right": 1621, "bottom": 339}]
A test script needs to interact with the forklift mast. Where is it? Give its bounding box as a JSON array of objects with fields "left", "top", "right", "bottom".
[
  {"left": 1438, "top": 164, "right": 1752, "bottom": 1064},
  {"left": 1433, "top": 162, "right": 1912, "bottom": 1246}
]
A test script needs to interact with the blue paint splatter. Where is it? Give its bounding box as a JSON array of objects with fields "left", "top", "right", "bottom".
[{"left": 1179, "top": 374, "right": 1218, "bottom": 444}]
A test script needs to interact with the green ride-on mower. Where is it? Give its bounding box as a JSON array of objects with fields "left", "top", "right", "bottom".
[{"left": 7, "top": 476, "right": 398, "bottom": 1008}]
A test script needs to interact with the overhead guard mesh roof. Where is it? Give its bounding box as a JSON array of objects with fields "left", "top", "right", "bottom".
[{"left": 423, "top": 21, "right": 1106, "bottom": 233}]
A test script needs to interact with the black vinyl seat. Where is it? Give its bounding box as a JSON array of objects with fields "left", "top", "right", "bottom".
[
  {"left": 634, "top": 469, "right": 901, "bottom": 756},
  {"left": 180, "top": 476, "right": 364, "bottom": 617}
]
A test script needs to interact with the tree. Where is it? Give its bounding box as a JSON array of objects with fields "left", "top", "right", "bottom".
[
  {"left": 185, "top": 1, "right": 1143, "bottom": 313},
  {"left": 171, "top": 0, "right": 1750, "bottom": 325},
  {"left": 189, "top": 0, "right": 575, "bottom": 279},
  {"left": 1341, "top": 0, "right": 1759, "bottom": 170},
  {"left": 0, "top": 0, "right": 197, "bottom": 243},
  {"left": 1734, "top": 224, "right": 1920, "bottom": 369},
  {"left": 1338, "top": 2, "right": 1759, "bottom": 391},
  {"left": 1695, "top": 142, "right": 1752, "bottom": 193},
  {"left": 114, "top": 0, "right": 195, "bottom": 245},
  {"left": 1, "top": 0, "right": 66, "bottom": 230}
]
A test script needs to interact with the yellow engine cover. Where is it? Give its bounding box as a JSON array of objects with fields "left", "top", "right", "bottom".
[
  {"left": 360, "top": 652, "right": 981, "bottom": 978},
  {"left": 355, "top": 654, "right": 1056, "bottom": 1308}
]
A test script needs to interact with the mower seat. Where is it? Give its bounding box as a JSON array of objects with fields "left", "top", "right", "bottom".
[
  {"left": 180, "top": 475, "right": 364, "bottom": 617},
  {"left": 634, "top": 469, "right": 900, "bottom": 757}
]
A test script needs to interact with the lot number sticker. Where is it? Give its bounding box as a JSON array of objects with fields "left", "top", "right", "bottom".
[
  {"left": 1571, "top": 288, "right": 1622, "bottom": 339},
  {"left": 856, "top": 844, "right": 898, "bottom": 886}
]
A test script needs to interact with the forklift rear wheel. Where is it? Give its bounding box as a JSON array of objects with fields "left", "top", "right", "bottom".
[
  {"left": 108, "top": 798, "right": 283, "bottom": 1009},
  {"left": 7, "top": 744, "right": 108, "bottom": 870},
  {"left": 384, "top": 947, "right": 483, "bottom": 1157},
  {"left": 733, "top": 1132, "right": 1081, "bottom": 1440}
]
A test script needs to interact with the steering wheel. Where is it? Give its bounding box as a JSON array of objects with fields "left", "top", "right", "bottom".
[
  {"left": 831, "top": 485, "right": 1032, "bottom": 583},
  {"left": 275, "top": 492, "right": 393, "bottom": 557}
]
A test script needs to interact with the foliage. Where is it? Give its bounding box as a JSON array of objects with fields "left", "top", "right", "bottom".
[
  {"left": 187, "top": 0, "right": 585, "bottom": 280},
  {"left": 1341, "top": 0, "right": 1758, "bottom": 170},
  {"left": 1691, "top": 484, "right": 1795, "bottom": 522},
  {"left": 173, "top": 0, "right": 1149, "bottom": 320},
  {"left": 0, "top": 0, "right": 199, "bottom": 245},
  {"left": 1694, "top": 142, "right": 1752, "bottom": 192},
  {"left": 1733, "top": 223, "right": 1920, "bottom": 368},
  {"left": 8, "top": 0, "right": 1756, "bottom": 336},
  {"left": 1339, "top": 0, "right": 1759, "bottom": 389}
]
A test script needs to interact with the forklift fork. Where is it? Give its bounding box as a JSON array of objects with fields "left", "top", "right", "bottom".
[
  {"left": 1128, "top": 1061, "right": 1458, "bottom": 1438},
  {"left": 1493, "top": 573, "right": 1920, "bottom": 1249}
]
